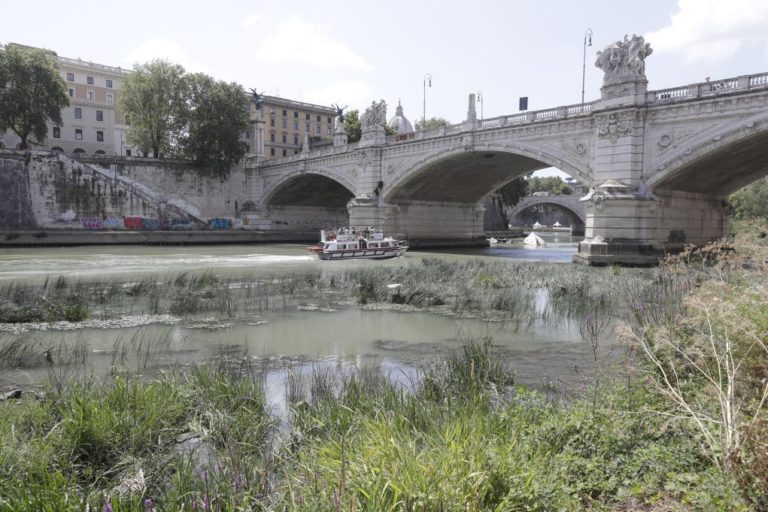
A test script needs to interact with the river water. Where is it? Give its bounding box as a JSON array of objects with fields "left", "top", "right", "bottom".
[{"left": 0, "top": 233, "right": 611, "bottom": 399}]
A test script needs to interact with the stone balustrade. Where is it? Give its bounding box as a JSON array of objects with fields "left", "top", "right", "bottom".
[{"left": 649, "top": 71, "right": 768, "bottom": 103}]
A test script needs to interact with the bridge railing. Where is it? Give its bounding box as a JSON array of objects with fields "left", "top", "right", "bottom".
[
  {"left": 649, "top": 71, "right": 768, "bottom": 103},
  {"left": 385, "top": 101, "right": 594, "bottom": 144}
]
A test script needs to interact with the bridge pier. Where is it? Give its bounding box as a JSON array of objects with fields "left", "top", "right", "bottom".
[
  {"left": 575, "top": 187, "right": 729, "bottom": 265},
  {"left": 348, "top": 197, "right": 487, "bottom": 248}
]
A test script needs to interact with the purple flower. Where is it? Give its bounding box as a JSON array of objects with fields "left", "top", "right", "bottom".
[
  {"left": 103, "top": 503, "right": 113, "bottom": 512},
  {"left": 143, "top": 497, "right": 154, "bottom": 510}
]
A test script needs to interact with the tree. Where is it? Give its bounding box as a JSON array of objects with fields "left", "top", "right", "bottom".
[
  {"left": 415, "top": 117, "right": 450, "bottom": 131},
  {"left": 120, "top": 60, "right": 186, "bottom": 157},
  {"left": 526, "top": 176, "right": 572, "bottom": 195},
  {"left": 343, "top": 109, "right": 361, "bottom": 143},
  {"left": 180, "top": 73, "right": 249, "bottom": 174},
  {"left": 0, "top": 45, "right": 69, "bottom": 149},
  {"left": 730, "top": 177, "right": 768, "bottom": 220},
  {"left": 496, "top": 177, "right": 529, "bottom": 207}
]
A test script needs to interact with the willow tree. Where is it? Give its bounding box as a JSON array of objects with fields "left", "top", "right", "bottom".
[
  {"left": 0, "top": 45, "right": 69, "bottom": 149},
  {"left": 119, "top": 60, "right": 186, "bottom": 157}
]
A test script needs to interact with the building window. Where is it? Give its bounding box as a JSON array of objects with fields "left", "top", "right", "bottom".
[
  {"left": 294, "top": 149, "right": 299, "bottom": 154},
  {"left": 281, "top": 118, "right": 287, "bottom": 129},
  {"left": 282, "top": 109, "right": 287, "bottom": 116},
  {"left": 293, "top": 135, "right": 298, "bottom": 145},
  {"left": 270, "top": 107, "right": 275, "bottom": 114},
  {"left": 106, "top": 93, "right": 113, "bottom": 105},
  {"left": 68, "top": 88, "right": 75, "bottom": 97},
  {"left": 87, "top": 76, "right": 94, "bottom": 85},
  {"left": 317, "top": 124, "right": 321, "bottom": 133},
  {"left": 270, "top": 132, "right": 275, "bottom": 142},
  {"left": 327, "top": 126, "right": 332, "bottom": 135},
  {"left": 75, "top": 129, "right": 83, "bottom": 140},
  {"left": 317, "top": 115, "right": 321, "bottom": 122},
  {"left": 66, "top": 72, "right": 75, "bottom": 81},
  {"left": 87, "top": 90, "right": 95, "bottom": 101},
  {"left": 106, "top": 79, "right": 113, "bottom": 88},
  {"left": 293, "top": 120, "right": 298, "bottom": 130},
  {"left": 74, "top": 107, "right": 82, "bottom": 119},
  {"left": 126, "top": 149, "right": 132, "bottom": 156},
  {"left": 282, "top": 149, "right": 287, "bottom": 157},
  {"left": 305, "top": 123, "right": 310, "bottom": 131},
  {"left": 96, "top": 110, "right": 103, "bottom": 122},
  {"left": 270, "top": 118, "right": 275, "bottom": 127},
  {"left": 245, "top": 130, "right": 251, "bottom": 139},
  {"left": 282, "top": 134, "right": 287, "bottom": 143},
  {"left": 293, "top": 111, "right": 298, "bottom": 118},
  {"left": 328, "top": 116, "right": 333, "bottom": 123},
  {"left": 305, "top": 113, "right": 310, "bottom": 120},
  {"left": 53, "top": 126, "right": 61, "bottom": 138},
  {"left": 270, "top": 147, "right": 275, "bottom": 156},
  {"left": 96, "top": 131, "right": 104, "bottom": 142}
]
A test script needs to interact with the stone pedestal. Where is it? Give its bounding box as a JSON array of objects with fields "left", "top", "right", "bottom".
[
  {"left": 333, "top": 122, "right": 347, "bottom": 147},
  {"left": 359, "top": 125, "right": 385, "bottom": 147}
]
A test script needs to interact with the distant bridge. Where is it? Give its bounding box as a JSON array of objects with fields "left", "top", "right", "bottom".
[{"left": 506, "top": 195, "right": 586, "bottom": 234}]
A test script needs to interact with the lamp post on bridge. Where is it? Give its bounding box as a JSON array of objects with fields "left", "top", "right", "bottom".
[
  {"left": 477, "top": 90, "right": 483, "bottom": 120},
  {"left": 581, "top": 28, "right": 593, "bottom": 104},
  {"left": 422, "top": 73, "right": 432, "bottom": 128}
]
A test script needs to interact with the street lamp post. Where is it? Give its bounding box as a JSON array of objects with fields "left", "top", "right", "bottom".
[
  {"left": 477, "top": 90, "right": 483, "bottom": 120},
  {"left": 422, "top": 73, "right": 432, "bottom": 127},
  {"left": 581, "top": 28, "right": 593, "bottom": 104}
]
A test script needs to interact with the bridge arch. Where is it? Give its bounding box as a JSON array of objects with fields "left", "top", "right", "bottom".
[
  {"left": 262, "top": 167, "right": 356, "bottom": 208},
  {"left": 647, "top": 110, "right": 768, "bottom": 195},
  {"left": 506, "top": 195, "right": 586, "bottom": 225},
  {"left": 384, "top": 142, "right": 592, "bottom": 204}
]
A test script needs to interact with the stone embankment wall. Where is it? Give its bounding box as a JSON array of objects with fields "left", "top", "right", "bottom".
[
  {"left": 0, "top": 154, "right": 36, "bottom": 229},
  {"left": 0, "top": 151, "right": 251, "bottom": 232},
  {"left": 93, "top": 157, "right": 248, "bottom": 221}
]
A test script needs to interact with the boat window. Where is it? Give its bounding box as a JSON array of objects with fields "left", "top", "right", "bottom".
[
  {"left": 369, "top": 243, "right": 378, "bottom": 248},
  {"left": 338, "top": 244, "right": 346, "bottom": 249}
]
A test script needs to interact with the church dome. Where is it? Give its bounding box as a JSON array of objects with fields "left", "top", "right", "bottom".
[{"left": 388, "top": 101, "right": 414, "bottom": 134}]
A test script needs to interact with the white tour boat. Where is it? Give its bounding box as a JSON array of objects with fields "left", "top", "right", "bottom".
[{"left": 308, "top": 227, "right": 408, "bottom": 260}]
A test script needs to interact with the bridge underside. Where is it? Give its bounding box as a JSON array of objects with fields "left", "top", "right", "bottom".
[
  {"left": 268, "top": 175, "right": 353, "bottom": 207},
  {"left": 264, "top": 175, "right": 353, "bottom": 234},
  {"left": 652, "top": 132, "right": 768, "bottom": 195},
  {"left": 361, "top": 151, "right": 552, "bottom": 245},
  {"left": 389, "top": 151, "right": 549, "bottom": 203}
]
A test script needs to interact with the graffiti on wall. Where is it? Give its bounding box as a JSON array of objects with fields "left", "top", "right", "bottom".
[{"left": 208, "top": 218, "right": 232, "bottom": 230}]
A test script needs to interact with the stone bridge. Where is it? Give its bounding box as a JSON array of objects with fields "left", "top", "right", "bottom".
[
  {"left": 506, "top": 195, "right": 586, "bottom": 234},
  {"left": 243, "top": 34, "right": 768, "bottom": 264}
]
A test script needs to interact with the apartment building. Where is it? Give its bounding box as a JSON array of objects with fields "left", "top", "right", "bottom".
[
  {"left": 0, "top": 43, "right": 132, "bottom": 156},
  {"left": 257, "top": 95, "right": 336, "bottom": 160}
]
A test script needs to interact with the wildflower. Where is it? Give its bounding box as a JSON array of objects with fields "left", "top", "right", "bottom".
[
  {"left": 143, "top": 497, "right": 154, "bottom": 511},
  {"left": 103, "top": 503, "right": 113, "bottom": 512}
]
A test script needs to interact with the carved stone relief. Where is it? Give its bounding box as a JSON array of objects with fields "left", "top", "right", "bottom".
[{"left": 597, "top": 112, "right": 633, "bottom": 142}]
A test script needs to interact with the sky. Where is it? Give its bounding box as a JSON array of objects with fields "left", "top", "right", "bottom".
[{"left": 3, "top": 0, "right": 767, "bottom": 175}]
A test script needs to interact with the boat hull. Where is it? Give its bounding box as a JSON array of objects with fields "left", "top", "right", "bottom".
[{"left": 314, "top": 248, "right": 404, "bottom": 260}]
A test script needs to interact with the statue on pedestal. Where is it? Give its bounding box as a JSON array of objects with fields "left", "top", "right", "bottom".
[
  {"left": 595, "top": 34, "right": 653, "bottom": 85},
  {"left": 332, "top": 103, "right": 348, "bottom": 123},
  {"left": 361, "top": 100, "right": 387, "bottom": 131}
]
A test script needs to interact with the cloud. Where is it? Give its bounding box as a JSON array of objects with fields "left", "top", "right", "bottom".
[
  {"left": 122, "top": 38, "right": 210, "bottom": 73},
  {"left": 241, "top": 14, "right": 260, "bottom": 28},
  {"left": 301, "top": 80, "right": 374, "bottom": 108},
  {"left": 646, "top": 0, "right": 768, "bottom": 61},
  {"left": 255, "top": 18, "right": 369, "bottom": 70}
]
